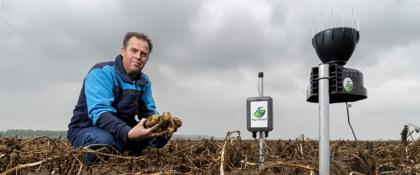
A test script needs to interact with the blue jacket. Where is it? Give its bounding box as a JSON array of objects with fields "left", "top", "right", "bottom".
[{"left": 67, "top": 55, "right": 160, "bottom": 145}]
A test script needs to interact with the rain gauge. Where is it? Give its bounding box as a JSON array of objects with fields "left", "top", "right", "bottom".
[
  {"left": 246, "top": 72, "right": 273, "bottom": 170},
  {"left": 307, "top": 9, "right": 367, "bottom": 175}
]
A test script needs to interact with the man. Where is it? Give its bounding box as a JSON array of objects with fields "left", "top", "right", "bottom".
[{"left": 67, "top": 32, "right": 168, "bottom": 163}]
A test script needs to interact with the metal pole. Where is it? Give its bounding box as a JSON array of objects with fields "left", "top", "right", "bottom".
[
  {"left": 258, "top": 72, "right": 264, "bottom": 97},
  {"left": 258, "top": 72, "right": 265, "bottom": 170},
  {"left": 258, "top": 131, "right": 264, "bottom": 169},
  {"left": 318, "top": 64, "right": 330, "bottom": 175}
]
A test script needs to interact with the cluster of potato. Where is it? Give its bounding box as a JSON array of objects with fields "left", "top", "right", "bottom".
[{"left": 144, "top": 112, "right": 182, "bottom": 137}]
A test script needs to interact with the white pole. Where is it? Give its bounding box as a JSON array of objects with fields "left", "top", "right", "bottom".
[
  {"left": 319, "top": 64, "right": 330, "bottom": 175},
  {"left": 258, "top": 72, "right": 265, "bottom": 171}
]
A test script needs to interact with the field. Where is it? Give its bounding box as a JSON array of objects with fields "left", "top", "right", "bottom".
[{"left": 1, "top": 131, "right": 419, "bottom": 175}]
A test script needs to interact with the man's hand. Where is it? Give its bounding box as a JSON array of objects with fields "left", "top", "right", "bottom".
[{"left": 128, "top": 118, "right": 160, "bottom": 141}]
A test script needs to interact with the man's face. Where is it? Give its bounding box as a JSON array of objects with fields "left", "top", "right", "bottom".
[{"left": 121, "top": 37, "right": 150, "bottom": 77}]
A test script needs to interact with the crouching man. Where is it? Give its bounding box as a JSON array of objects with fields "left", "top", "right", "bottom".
[{"left": 67, "top": 32, "right": 169, "bottom": 163}]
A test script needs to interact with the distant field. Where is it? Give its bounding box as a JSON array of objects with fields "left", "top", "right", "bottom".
[
  {"left": 0, "top": 132, "right": 419, "bottom": 175},
  {"left": 0, "top": 129, "right": 217, "bottom": 140}
]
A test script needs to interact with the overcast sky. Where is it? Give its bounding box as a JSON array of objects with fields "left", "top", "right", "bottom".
[{"left": 1, "top": 0, "right": 420, "bottom": 140}]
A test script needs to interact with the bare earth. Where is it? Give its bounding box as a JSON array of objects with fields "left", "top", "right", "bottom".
[{"left": 1, "top": 132, "right": 419, "bottom": 175}]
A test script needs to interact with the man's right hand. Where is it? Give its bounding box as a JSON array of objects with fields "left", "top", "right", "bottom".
[{"left": 127, "top": 118, "right": 160, "bottom": 141}]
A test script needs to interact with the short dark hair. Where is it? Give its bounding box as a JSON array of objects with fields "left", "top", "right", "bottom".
[{"left": 123, "top": 32, "right": 153, "bottom": 53}]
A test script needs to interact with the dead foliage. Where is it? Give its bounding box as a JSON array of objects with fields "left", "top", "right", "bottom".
[{"left": 1, "top": 131, "right": 419, "bottom": 175}]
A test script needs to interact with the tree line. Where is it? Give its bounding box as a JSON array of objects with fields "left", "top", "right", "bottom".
[
  {"left": 0, "top": 129, "right": 218, "bottom": 140},
  {"left": 0, "top": 129, "right": 67, "bottom": 139}
]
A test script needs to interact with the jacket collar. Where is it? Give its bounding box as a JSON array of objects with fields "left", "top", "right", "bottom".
[{"left": 115, "top": 54, "right": 147, "bottom": 86}]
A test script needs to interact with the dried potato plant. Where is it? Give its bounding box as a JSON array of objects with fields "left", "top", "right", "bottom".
[{"left": 1, "top": 132, "right": 419, "bottom": 175}]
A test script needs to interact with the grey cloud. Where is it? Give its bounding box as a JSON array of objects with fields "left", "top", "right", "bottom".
[
  {"left": 349, "top": 0, "right": 420, "bottom": 66},
  {"left": 1, "top": 0, "right": 419, "bottom": 140}
]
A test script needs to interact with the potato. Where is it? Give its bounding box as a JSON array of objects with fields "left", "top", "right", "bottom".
[
  {"left": 144, "top": 114, "right": 161, "bottom": 128},
  {"left": 143, "top": 112, "right": 182, "bottom": 138},
  {"left": 162, "top": 112, "right": 171, "bottom": 122},
  {"left": 172, "top": 116, "right": 182, "bottom": 128}
]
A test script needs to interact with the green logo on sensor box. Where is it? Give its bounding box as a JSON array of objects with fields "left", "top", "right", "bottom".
[
  {"left": 253, "top": 107, "right": 266, "bottom": 118},
  {"left": 343, "top": 77, "right": 353, "bottom": 92}
]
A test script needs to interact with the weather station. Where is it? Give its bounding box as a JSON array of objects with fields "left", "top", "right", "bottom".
[
  {"left": 246, "top": 72, "right": 273, "bottom": 170},
  {"left": 307, "top": 11, "right": 367, "bottom": 175}
]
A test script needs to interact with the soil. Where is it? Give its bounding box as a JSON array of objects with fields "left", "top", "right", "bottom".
[{"left": 1, "top": 131, "right": 419, "bottom": 175}]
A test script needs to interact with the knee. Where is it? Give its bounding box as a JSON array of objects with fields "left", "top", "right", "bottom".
[
  {"left": 88, "top": 132, "right": 114, "bottom": 145},
  {"left": 76, "top": 128, "right": 117, "bottom": 149}
]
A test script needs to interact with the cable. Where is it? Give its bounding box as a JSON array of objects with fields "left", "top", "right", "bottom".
[
  {"left": 346, "top": 102, "right": 358, "bottom": 142},
  {"left": 346, "top": 103, "right": 371, "bottom": 169}
]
